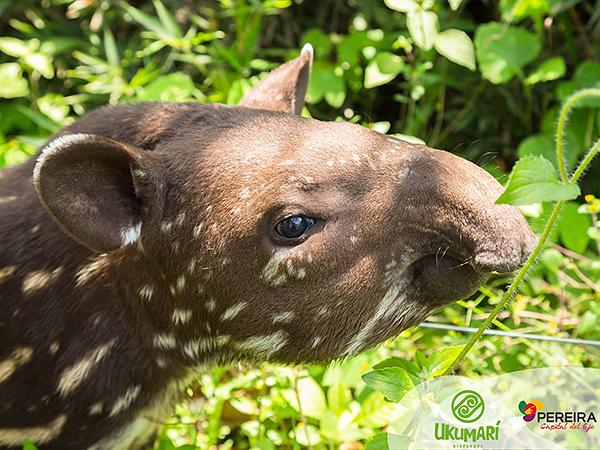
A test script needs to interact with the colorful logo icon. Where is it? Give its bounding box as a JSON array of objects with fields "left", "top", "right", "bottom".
[
  {"left": 451, "top": 390, "right": 485, "bottom": 423},
  {"left": 519, "top": 400, "right": 544, "bottom": 422}
]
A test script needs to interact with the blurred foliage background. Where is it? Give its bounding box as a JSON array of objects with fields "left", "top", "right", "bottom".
[{"left": 1, "top": 0, "right": 599, "bottom": 449}]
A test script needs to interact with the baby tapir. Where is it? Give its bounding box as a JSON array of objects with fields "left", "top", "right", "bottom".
[{"left": 0, "top": 44, "right": 536, "bottom": 449}]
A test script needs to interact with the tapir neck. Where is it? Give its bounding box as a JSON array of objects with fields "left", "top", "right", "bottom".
[{"left": 0, "top": 162, "right": 204, "bottom": 449}]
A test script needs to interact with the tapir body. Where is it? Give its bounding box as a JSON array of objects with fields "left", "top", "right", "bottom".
[{"left": 0, "top": 46, "right": 536, "bottom": 449}]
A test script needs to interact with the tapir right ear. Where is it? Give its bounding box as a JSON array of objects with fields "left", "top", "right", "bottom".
[
  {"left": 240, "top": 44, "right": 313, "bottom": 115},
  {"left": 33, "top": 134, "right": 164, "bottom": 253}
]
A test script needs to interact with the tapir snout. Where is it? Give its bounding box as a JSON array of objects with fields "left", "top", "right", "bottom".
[{"left": 400, "top": 145, "right": 537, "bottom": 272}]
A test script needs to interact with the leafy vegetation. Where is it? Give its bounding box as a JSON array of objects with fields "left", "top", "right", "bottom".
[{"left": 1, "top": 0, "right": 598, "bottom": 448}]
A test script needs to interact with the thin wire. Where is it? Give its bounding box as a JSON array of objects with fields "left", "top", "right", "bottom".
[{"left": 420, "top": 322, "right": 600, "bottom": 347}]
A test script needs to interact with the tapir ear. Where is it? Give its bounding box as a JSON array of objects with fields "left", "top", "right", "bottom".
[
  {"left": 33, "top": 134, "right": 164, "bottom": 253},
  {"left": 240, "top": 44, "right": 313, "bottom": 115}
]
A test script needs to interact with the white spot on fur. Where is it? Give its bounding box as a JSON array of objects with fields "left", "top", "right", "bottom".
[
  {"left": 22, "top": 267, "right": 64, "bottom": 295},
  {"left": 155, "top": 357, "right": 168, "bottom": 368},
  {"left": 311, "top": 336, "right": 322, "bottom": 349},
  {"left": 153, "top": 333, "right": 176, "bottom": 350},
  {"left": 0, "top": 195, "right": 17, "bottom": 204},
  {"left": 221, "top": 302, "right": 248, "bottom": 321},
  {"left": 161, "top": 221, "right": 172, "bottom": 232},
  {"left": 171, "top": 308, "right": 192, "bottom": 325},
  {"left": 0, "top": 414, "right": 67, "bottom": 446},
  {"left": 205, "top": 298, "right": 216, "bottom": 312},
  {"left": 121, "top": 223, "right": 141, "bottom": 246},
  {"left": 175, "top": 212, "right": 186, "bottom": 226},
  {"left": 138, "top": 285, "right": 154, "bottom": 301},
  {"left": 76, "top": 256, "right": 110, "bottom": 286},
  {"left": 0, "top": 266, "right": 16, "bottom": 283},
  {"left": 350, "top": 235, "right": 358, "bottom": 245},
  {"left": 235, "top": 331, "right": 288, "bottom": 359},
  {"left": 0, "top": 347, "right": 33, "bottom": 383},
  {"left": 193, "top": 223, "right": 204, "bottom": 238},
  {"left": 272, "top": 311, "right": 295, "bottom": 324},
  {"left": 343, "top": 280, "right": 408, "bottom": 356},
  {"left": 89, "top": 402, "right": 103, "bottom": 415},
  {"left": 240, "top": 187, "right": 251, "bottom": 199},
  {"left": 109, "top": 385, "right": 142, "bottom": 417},
  {"left": 316, "top": 306, "right": 329, "bottom": 317},
  {"left": 57, "top": 341, "right": 115, "bottom": 396}
]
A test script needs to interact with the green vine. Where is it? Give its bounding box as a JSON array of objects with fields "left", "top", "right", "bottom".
[{"left": 443, "top": 88, "right": 600, "bottom": 376}]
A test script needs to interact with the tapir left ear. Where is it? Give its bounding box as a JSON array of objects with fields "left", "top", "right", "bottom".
[
  {"left": 33, "top": 134, "right": 165, "bottom": 253},
  {"left": 240, "top": 44, "right": 313, "bottom": 115}
]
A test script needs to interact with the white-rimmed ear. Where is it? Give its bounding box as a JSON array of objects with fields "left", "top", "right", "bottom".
[
  {"left": 240, "top": 44, "right": 313, "bottom": 115},
  {"left": 33, "top": 133, "right": 164, "bottom": 253}
]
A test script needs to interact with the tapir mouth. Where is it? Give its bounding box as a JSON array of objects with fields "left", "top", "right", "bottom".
[{"left": 410, "top": 253, "right": 489, "bottom": 306}]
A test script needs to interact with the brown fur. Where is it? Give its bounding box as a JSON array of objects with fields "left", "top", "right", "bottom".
[{"left": 0, "top": 47, "right": 536, "bottom": 449}]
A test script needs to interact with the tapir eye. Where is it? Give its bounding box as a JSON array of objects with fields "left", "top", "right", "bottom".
[{"left": 275, "top": 215, "right": 315, "bottom": 240}]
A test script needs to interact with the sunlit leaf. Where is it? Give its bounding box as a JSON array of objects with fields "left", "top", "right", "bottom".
[
  {"left": 496, "top": 155, "right": 580, "bottom": 205},
  {"left": 0, "top": 37, "right": 29, "bottom": 57},
  {"left": 558, "top": 202, "right": 591, "bottom": 253},
  {"left": 407, "top": 10, "right": 438, "bottom": 51},
  {"left": 364, "top": 52, "right": 404, "bottom": 88},
  {"left": 425, "top": 345, "right": 465, "bottom": 377},
  {"left": 362, "top": 367, "right": 415, "bottom": 402},
  {"left": 0, "top": 63, "right": 29, "bottom": 98},
  {"left": 383, "top": 0, "right": 419, "bottom": 12},
  {"left": 434, "top": 29, "right": 476, "bottom": 70},
  {"left": 525, "top": 56, "right": 566, "bottom": 85},
  {"left": 475, "top": 22, "right": 540, "bottom": 84}
]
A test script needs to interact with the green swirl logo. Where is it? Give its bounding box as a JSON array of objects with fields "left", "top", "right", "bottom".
[{"left": 451, "top": 390, "right": 485, "bottom": 423}]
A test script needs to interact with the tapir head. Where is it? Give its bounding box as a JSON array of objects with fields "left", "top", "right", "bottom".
[{"left": 33, "top": 45, "right": 536, "bottom": 364}]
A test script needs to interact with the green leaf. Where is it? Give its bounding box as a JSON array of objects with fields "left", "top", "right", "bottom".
[
  {"left": 448, "top": 0, "right": 463, "bottom": 10},
  {"left": 475, "top": 22, "right": 541, "bottom": 84},
  {"left": 282, "top": 376, "right": 327, "bottom": 420},
  {"left": 500, "top": 0, "right": 550, "bottom": 22},
  {"left": 301, "top": 28, "right": 332, "bottom": 59},
  {"left": 364, "top": 52, "right": 404, "bottom": 89},
  {"left": 103, "top": 27, "right": 120, "bottom": 68},
  {"left": 365, "top": 432, "right": 391, "bottom": 450},
  {"left": 153, "top": 0, "right": 182, "bottom": 38},
  {"left": 122, "top": 3, "right": 173, "bottom": 40},
  {"left": 293, "top": 423, "right": 322, "bottom": 446},
  {"left": 372, "top": 357, "right": 420, "bottom": 377},
  {"left": 557, "top": 61, "right": 600, "bottom": 107},
  {"left": 407, "top": 10, "right": 438, "bottom": 51},
  {"left": 0, "top": 63, "right": 29, "bottom": 98},
  {"left": 496, "top": 155, "right": 580, "bottom": 206},
  {"left": 425, "top": 345, "right": 465, "bottom": 377},
  {"left": 434, "top": 29, "right": 476, "bottom": 70},
  {"left": 525, "top": 56, "right": 566, "bottom": 85},
  {"left": 306, "top": 64, "right": 346, "bottom": 107},
  {"left": 23, "top": 53, "right": 54, "bottom": 79},
  {"left": 558, "top": 202, "right": 591, "bottom": 253},
  {"left": 361, "top": 367, "right": 416, "bottom": 402},
  {"left": 22, "top": 439, "right": 39, "bottom": 450},
  {"left": 0, "top": 37, "right": 29, "bottom": 57},
  {"left": 37, "top": 94, "right": 69, "bottom": 123},
  {"left": 327, "top": 381, "right": 350, "bottom": 415},
  {"left": 383, "top": 0, "right": 419, "bottom": 12},
  {"left": 136, "top": 73, "right": 195, "bottom": 102}
]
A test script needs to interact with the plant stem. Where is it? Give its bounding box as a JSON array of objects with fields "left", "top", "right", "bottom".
[
  {"left": 571, "top": 138, "right": 600, "bottom": 184},
  {"left": 556, "top": 88, "right": 600, "bottom": 183},
  {"left": 443, "top": 200, "right": 565, "bottom": 375}
]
